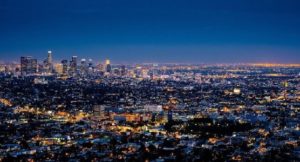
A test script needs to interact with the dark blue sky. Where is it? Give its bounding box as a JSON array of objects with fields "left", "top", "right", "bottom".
[{"left": 0, "top": 0, "right": 300, "bottom": 63}]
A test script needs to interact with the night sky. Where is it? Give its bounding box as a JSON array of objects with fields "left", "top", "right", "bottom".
[{"left": 0, "top": 0, "right": 300, "bottom": 63}]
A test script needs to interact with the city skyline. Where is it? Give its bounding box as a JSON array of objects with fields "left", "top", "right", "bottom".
[
  {"left": 1, "top": 0, "right": 300, "bottom": 63},
  {"left": 1, "top": 49, "right": 300, "bottom": 65},
  {"left": 1, "top": 1, "right": 300, "bottom": 161}
]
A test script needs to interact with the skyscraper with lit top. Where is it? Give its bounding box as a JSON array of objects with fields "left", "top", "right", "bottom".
[{"left": 105, "top": 59, "right": 111, "bottom": 73}]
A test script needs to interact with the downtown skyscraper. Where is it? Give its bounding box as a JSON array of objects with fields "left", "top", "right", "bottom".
[{"left": 20, "top": 56, "right": 37, "bottom": 75}]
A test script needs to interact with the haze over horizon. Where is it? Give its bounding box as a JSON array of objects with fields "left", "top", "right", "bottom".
[{"left": 1, "top": 0, "right": 300, "bottom": 63}]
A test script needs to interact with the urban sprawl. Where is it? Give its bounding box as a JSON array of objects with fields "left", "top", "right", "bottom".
[{"left": 0, "top": 51, "right": 300, "bottom": 161}]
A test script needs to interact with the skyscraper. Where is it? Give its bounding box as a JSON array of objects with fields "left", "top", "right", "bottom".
[
  {"left": 21, "top": 56, "right": 29, "bottom": 75},
  {"left": 80, "top": 58, "right": 87, "bottom": 75},
  {"left": 47, "top": 51, "right": 52, "bottom": 65},
  {"left": 121, "top": 65, "right": 126, "bottom": 76},
  {"left": 61, "top": 60, "right": 68, "bottom": 74},
  {"left": 21, "top": 56, "right": 37, "bottom": 75},
  {"left": 88, "top": 59, "right": 93, "bottom": 68},
  {"left": 48, "top": 51, "right": 53, "bottom": 72},
  {"left": 88, "top": 59, "right": 93, "bottom": 74},
  {"left": 42, "top": 51, "right": 53, "bottom": 73},
  {"left": 69, "top": 56, "right": 77, "bottom": 75},
  {"left": 30, "top": 59, "right": 38, "bottom": 74},
  {"left": 105, "top": 59, "right": 111, "bottom": 73},
  {"left": 54, "top": 63, "right": 63, "bottom": 74}
]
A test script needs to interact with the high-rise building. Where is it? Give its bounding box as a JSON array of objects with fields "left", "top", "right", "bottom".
[
  {"left": 121, "top": 65, "right": 126, "bottom": 76},
  {"left": 80, "top": 58, "right": 88, "bottom": 75},
  {"left": 88, "top": 59, "right": 93, "bottom": 74},
  {"left": 88, "top": 59, "right": 93, "bottom": 68},
  {"left": 54, "top": 63, "right": 63, "bottom": 74},
  {"left": 69, "top": 56, "right": 77, "bottom": 75},
  {"left": 47, "top": 51, "right": 52, "bottom": 65},
  {"left": 105, "top": 59, "right": 111, "bottom": 73},
  {"left": 21, "top": 56, "right": 37, "bottom": 75},
  {"left": 30, "top": 59, "right": 38, "bottom": 74},
  {"left": 21, "top": 56, "right": 29, "bottom": 75},
  {"left": 61, "top": 60, "right": 68, "bottom": 74},
  {"left": 42, "top": 51, "right": 53, "bottom": 73},
  {"left": 43, "top": 51, "right": 53, "bottom": 73},
  {"left": 151, "top": 64, "right": 159, "bottom": 79}
]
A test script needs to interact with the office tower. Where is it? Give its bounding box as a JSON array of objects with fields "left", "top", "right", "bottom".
[
  {"left": 61, "top": 60, "right": 68, "bottom": 74},
  {"left": 38, "top": 64, "right": 43, "bottom": 73},
  {"left": 42, "top": 59, "right": 47, "bottom": 73},
  {"left": 21, "top": 56, "right": 29, "bottom": 75},
  {"left": 88, "top": 59, "right": 93, "bottom": 74},
  {"left": 151, "top": 63, "right": 158, "bottom": 79},
  {"left": 121, "top": 65, "right": 126, "bottom": 76},
  {"left": 30, "top": 59, "right": 38, "bottom": 74},
  {"left": 105, "top": 59, "right": 111, "bottom": 73},
  {"left": 21, "top": 56, "right": 37, "bottom": 75},
  {"left": 43, "top": 51, "right": 53, "bottom": 73},
  {"left": 54, "top": 63, "right": 63, "bottom": 74},
  {"left": 47, "top": 51, "right": 52, "bottom": 65},
  {"left": 80, "top": 58, "right": 87, "bottom": 75},
  {"left": 69, "top": 56, "right": 77, "bottom": 74},
  {"left": 88, "top": 59, "right": 93, "bottom": 68}
]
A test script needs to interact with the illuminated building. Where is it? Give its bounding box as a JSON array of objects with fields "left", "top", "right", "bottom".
[
  {"left": 88, "top": 59, "right": 93, "bottom": 74},
  {"left": 21, "top": 56, "right": 29, "bottom": 75},
  {"left": 144, "top": 105, "right": 163, "bottom": 112},
  {"left": 43, "top": 51, "right": 53, "bottom": 73},
  {"left": 113, "top": 114, "right": 141, "bottom": 122},
  {"left": 105, "top": 59, "right": 111, "bottom": 73},
  {"left": 88, "top": 59, "right": 93, "bottom": 68},
  {"left": 121, "top": 65, "right": 126, "bottom": 76},
  {"left": 96, "top": 63, "right": 104, "bottom": 72},
  {"left": 47, "top": 51, "right": 52, "bottom": 64},
  {"left": 93, "top": 105, "right": 106, "bottom": 120},
  {"left": 20, "top": 56, "right": 37, "bottom": 75},
  {"left": 80, "top": 58, "right": 88, "bottom": 75},
  {"left": 142, "top": 69, "right": 149, "bottom": 78},
  {"left": 69, "top": 56, "right": 77, "bottom": 74},
  {"left": 54, "top": 63, "right": 63, "bottom": 74},
  {"left": 233, "top": 88, "right": 241, "bottom": 95},
  {"left": 34, "top": 77, "right": 48, "bottom": 84},
  {"left": 47, "top": 51, "right": 53, "bottom": 72},
  {"left": 0, "top": 65, "right": 5, "bottom": 72},
  {"left": 61, "top": 60, "right": 68, "bottom": 74},
  {"left": 135, "top": 65, "right": 142, "bottom": 77}
]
